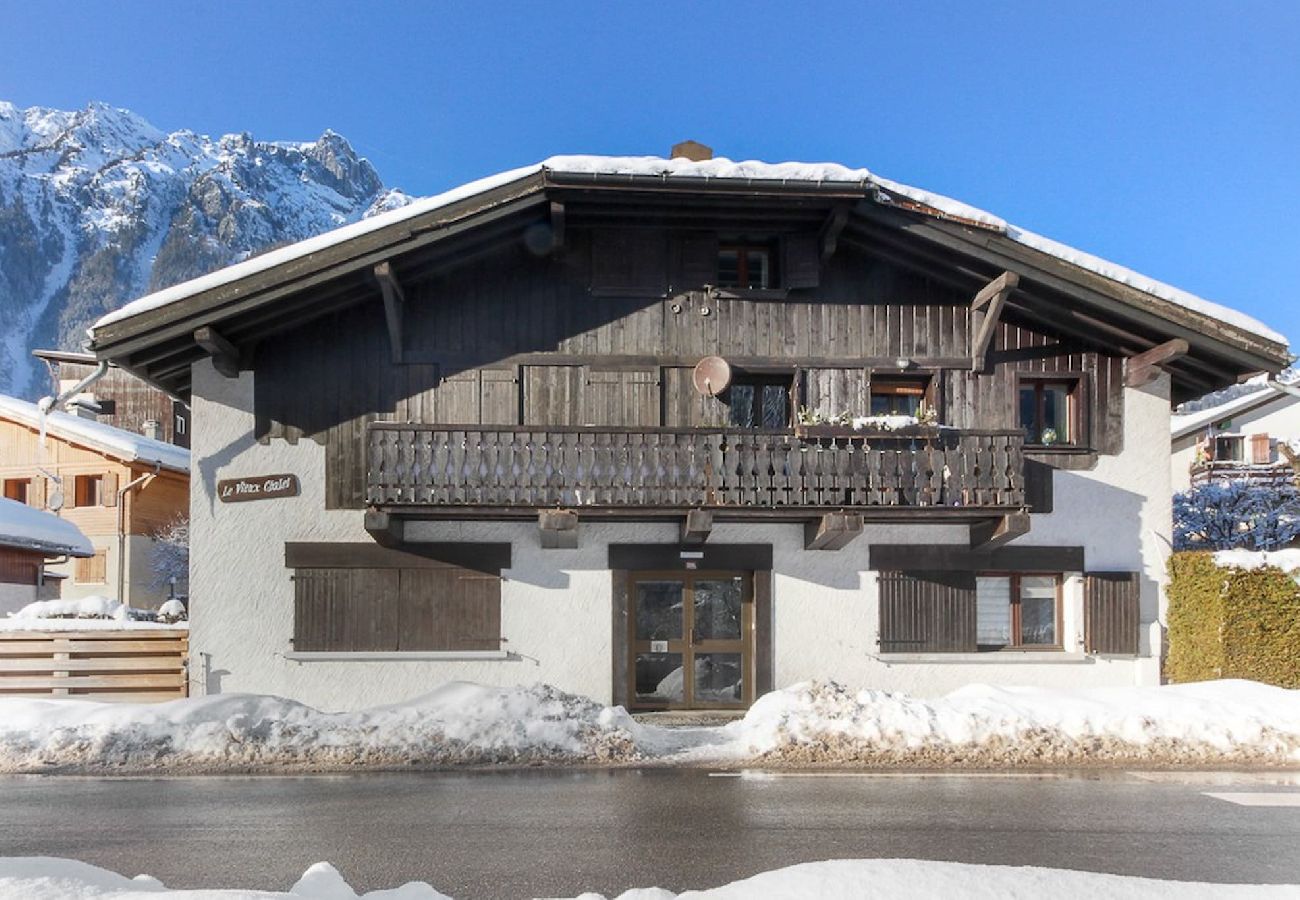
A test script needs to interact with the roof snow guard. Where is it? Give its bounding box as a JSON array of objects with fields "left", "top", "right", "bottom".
[{"left": 87, "top": 154, "right": 1290, "bottom": 400}]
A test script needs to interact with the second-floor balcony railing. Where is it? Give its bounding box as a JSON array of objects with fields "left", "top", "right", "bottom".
[{"left": 366, "top": 424, "right": 1025, "bottom": 512}]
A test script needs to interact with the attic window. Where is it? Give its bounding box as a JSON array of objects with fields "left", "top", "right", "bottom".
[{"left": 717, "top": 245, "right": 772, "bottom": 290}]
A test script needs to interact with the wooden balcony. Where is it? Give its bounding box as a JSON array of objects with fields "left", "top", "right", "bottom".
[
  {"left": 1190, "top": 460, "right": 1295, "bottom": 488},
  {"left": 365, "top": 424, "right": 1025, "bottom": 516}
]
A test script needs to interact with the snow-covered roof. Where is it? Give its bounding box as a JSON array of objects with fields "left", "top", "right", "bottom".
[
  {"left": 0, "top": 497, "right": 93, "bottom": 557},
  {"left": 90, "top": 154, "right": 1287, "bottom": 347},
  {"left": 0, "top": 394, "right": 189, "bottom": 473},
  {"left": 1170, "top": 378, "right": 1296, "bottom": 439}
]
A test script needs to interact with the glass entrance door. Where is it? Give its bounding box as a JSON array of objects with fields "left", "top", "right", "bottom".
[{"left": 629, "top": 571, "right": 753, "bottom": 709}]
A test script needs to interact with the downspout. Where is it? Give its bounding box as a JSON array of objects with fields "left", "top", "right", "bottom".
[
  {"left": 38, "top": 359, "right": 109, "bottom": 414},
  {"left": 117, "top": 463, "right": 160, "bottom": 608}
]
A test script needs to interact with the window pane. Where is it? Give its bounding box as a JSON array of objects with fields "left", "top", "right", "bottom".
[
  {"left": 1019, "top": 576, "right": 1058, "bottom": 645},
  {"left": 716, "top": 249, "right": 740, "bottom": 287},
  {"left": 1019, "top": 387, "right": 1039, "bottom": 443},
  {"left": 976, "top": 576, "right": 1011, "bottom": 645},
  {"left": 635, "top": 581, "right": 684, "bottom": 641},
  {"left": 694, "top": 577, "right": 743, "bottom": 640},
  {"left": 745, "top": 250, "right": 769, "bottom": 288},
  {"left": 1042, "top": 386, "right": 1070, "bottom": 444},
  {"left": 727, "top": 384, "right": 756, "bottom": 427},
  {"left": 760, "top": 384, "right": 789, "bottom": 428},
  {"left": 635, "top": 653, "right": 684, "bottom": 702},
  {"left": 694, "top": 652, "right": 743, "bottom": 704}
]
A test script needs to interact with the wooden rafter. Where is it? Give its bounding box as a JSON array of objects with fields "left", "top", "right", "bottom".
[
  {"left": 192, "top": 326, "right": 239, "bottom": 378},
  {"left": 373, "top": 261, "right": 406, "bottom": 365},
  {"left": 971, "top": 271, "right": 1020, "bottom": 372},
  {"left": 1125, "top": 338, "right": 1189, "bottom": 388}
]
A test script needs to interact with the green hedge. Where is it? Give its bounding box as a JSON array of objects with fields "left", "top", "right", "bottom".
[{"left": 1166, "top": 552, "right": 1300, "bottom": 688}]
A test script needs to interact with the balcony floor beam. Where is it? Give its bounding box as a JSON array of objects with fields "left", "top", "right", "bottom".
[{"left": 805, "top": 513, "right": 865, "bottom": 550}]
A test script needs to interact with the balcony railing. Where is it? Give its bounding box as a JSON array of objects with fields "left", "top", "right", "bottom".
[
  {"left": 366, "top": 425, "right": 1025, "bottom": 512},
  {"left": 1190, "top": 460, "right": 1295, "bottom": 488}
]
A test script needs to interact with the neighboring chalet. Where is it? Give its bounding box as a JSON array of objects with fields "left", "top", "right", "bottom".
[
  {"left": 32, "top": 349, "right": 190, "bottom": 448},
  {"left": 0, "top": 396, "right": 189, "bottom": 610},
  {"left": 86, "top": 148, "right": 1290, "bottom": 711},
  {"left": 0, "top": 497, "right": 94, "bottom": 615},
  {"left": 1171, "top": 375, "right": 1300, "bottom": 492}
]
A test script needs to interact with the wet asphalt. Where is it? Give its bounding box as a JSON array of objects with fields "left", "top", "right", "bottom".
[{"left": 1, "top": 769, "right": 1300, "bottom": 898}]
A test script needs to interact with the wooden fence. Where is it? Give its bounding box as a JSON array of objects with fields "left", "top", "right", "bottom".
[
  {"left": 0, "top": 629, "right": 189, "bottom": 701},
  {"left": 367, "top": 424, "right": 1026, "bottom": 511}
]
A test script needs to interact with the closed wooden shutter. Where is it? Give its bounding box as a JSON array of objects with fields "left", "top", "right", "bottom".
[
  {"left": 878, "top": 571, "right": 977, "bottom": 653},
  {"left": 399, "top": 568, "right": 501, "bottom": 651},
  {"left": 782, "top": 234, "right": 821, "bottom": 289},
  {"left": 30, "top": 476, "right": 46, "bottom": 510},
  {"left": 1251, "top": 433, "right": 1272, "bottom": 464},
  {"left": 590, "top": 230, "right": 668, "bottom": 297},
  {"left": 583, "top": 369, "right": 661, "bottom": 426},
  {"left": 102, "top": 472, "right": 119, "bottom": 507},
  {"left": 677, "top": 234, "right": 719, "bottom": 290},
  {"left": 802, "top": 368, "right": 868, "bottom": 421},
  {"left": 1084, "top": 572, "right": 1141, "bottom": 655},
  {"left": 524, "top": 365, "right": 583, "bottom": 425},
  {"left": 479, "top": 368, "right": 520, "bottom": 425},
  {"left": 75, "top": 550, "right": 107, "bottom": 585}
]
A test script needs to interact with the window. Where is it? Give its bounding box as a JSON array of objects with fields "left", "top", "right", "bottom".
[
  {"left": 175, "top": 414, "right": 186, "bottom": 436},
  {"left": 1019, "top": 379, "right": 1078, "bottom": 446},
  {"left": 95, "top": 399, "right": 117, "bottom": 416},
  {"left": 2, "top": 479, "right": 29, "bottom": 504},
  {"left": 726, "top": 374, "right": 791, "bottom": 429},
  {"left": 74, "top": 474, "right": 103, "bottom": 507},
  {"left": 76, "top": 550, "right": 107, "bottom": 585},
  {"left": 976, "top": 574, "right": 1061, "bottom": 649},
  {"left": 1214, "top": 435, "right": 1244, "bottom": 461},
  {"left": 717, "top": 245, "right": 772, "bottom": 289},
  {"left": 870, "top": 376, "right": 930, "bottom": 417}
]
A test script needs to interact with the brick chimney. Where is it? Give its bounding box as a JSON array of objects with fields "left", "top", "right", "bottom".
[{"left": 671, "top": 140, "right": 713, "bottom": 162}]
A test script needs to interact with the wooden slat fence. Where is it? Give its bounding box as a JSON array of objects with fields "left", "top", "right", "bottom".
[
  {"left": 0, "top": 630, "right": 189, "bottom": 701},
  {"left": 367, "top": 424, "right": 1025, "bottom": 511}
]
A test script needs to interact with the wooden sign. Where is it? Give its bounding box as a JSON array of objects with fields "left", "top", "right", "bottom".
[{"left": 217, "top": 473, "right": 299, "bottom": 503}]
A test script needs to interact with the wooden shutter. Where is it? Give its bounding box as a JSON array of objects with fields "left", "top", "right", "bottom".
[
  {"left": 878, "top": 571, "right": 977, "bottom": 653},
  {"left": 584, "top": 369, "right": 661, "bottom": 426},
  {"left": 1024, "top": 460, "right": 1054, "bottom": 514},
  {"left": 436, "top": 370, "right": 480, "bottom": 424},
  {"left": 29, "top": 476, "right": 46, "bottom": 509},
  {"left": 1251, "top": 433, "right": 1272, "bottom": 464},
  {"left": 1084, "top": 572, "right": 1141, "bottom": 655},
  {"left": 590, "top": 230, "right": 668, "bottom": 297},
  {"left": 802, "top": 368, "right": 868, "bottom": 420},
  {"left": 102, "top": 472, "right": 119, "bottom": 507},
  {"left": 524, "top": 365, "right": 583, "bottom": 425},
  {"left": 398, "top": 568, "right": 501, "bottom": 651},
  {"left": 782, "top": 234, "right": 821, "bottom": 289},
  {"left": 479, "top": 368, "right": 520, "bottom": 425},
  {"left": 293, "top": 568, "right": 400, "bottom": 651},
  {"left": 677, "top": 234, "right": 719, "bottom": 290}
]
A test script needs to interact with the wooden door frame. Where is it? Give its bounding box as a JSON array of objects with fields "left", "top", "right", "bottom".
[{"left": 625, "top": 570, "right": 755, "bottom": 710}]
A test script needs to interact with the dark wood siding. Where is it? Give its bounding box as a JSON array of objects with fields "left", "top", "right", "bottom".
[
  {"left": 878, "top": 571, "right": 977, "bottom": 653},
  {"left": 1084, "top": 571, "right": 1141, "bottom": 655},
  {"left": 0, "top": 549, "right": 41, "bottom": 585},
  {"left": 292, "top": 565, "right": 501, "bottom": 652}
]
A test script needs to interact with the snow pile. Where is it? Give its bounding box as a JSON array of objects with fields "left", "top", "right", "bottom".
[
  {"left": 10, "top": 595, "right": 122, "bottom": 620},
  {"left": 719, "top": 679, "right": 1300, "bottom": 767},
  {"left": 156, "top": 599, "right": 187, "bottom": 622},
  {"left": 0, "top": 497, "right": 93, "bottom": 557},
  {"left": 0, "top": 858, "right": 448, "bottom": 899},
  {"left": 849, "top": 414, "right": 922, "bottom": 431},
  {"left": 0, "top": 682, "right": 638, "bottom": 773},
  {"left": 1212, "top": 548, "right": 1300, "bottom": 574},
  {"left": 0, "top": 858, "right": 1293, "bottom": 900}
]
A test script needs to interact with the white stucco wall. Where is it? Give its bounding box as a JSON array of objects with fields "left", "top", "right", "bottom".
[
  {"left": 1171, "top": 392, "right": 1300, "bottom": 493},
  {"left": 189, "top": 360, "right": 1168, "bottom": 711}
]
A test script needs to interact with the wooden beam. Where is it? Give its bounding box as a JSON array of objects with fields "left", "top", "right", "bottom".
[
  {"left": 1125, "top": 338, "right": 1189, "bottom": 388},
  {"left": 680, "top": 509, "right": 713, "bottom": 545},
  {"left": 362, "top": 510, "right": 405, "bottom": 548},
  {"left": 819, "top": 206, "right": 850, "bottom": 261},
  {"left": 539, "top": 509, "right": 579, "bottom": 549},
  {"left": 804, "top": 513, "right": 864, "bottom": 551},
  {"left": 971, "top": 271, "right": 1019, "bottom": 372},
  {"left": 969, "top": 511, "right": 1031, "bottom": 552},
  {"left": 192, "top": 326, "right": 239, "bottom": 378},
  {"left": 373, "top": 261, "right": 405, "bottom": 365}
]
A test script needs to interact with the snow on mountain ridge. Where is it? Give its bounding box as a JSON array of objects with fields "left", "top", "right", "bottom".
[{"left": 0, "top": 100, "right": 408, "bottom": 397}]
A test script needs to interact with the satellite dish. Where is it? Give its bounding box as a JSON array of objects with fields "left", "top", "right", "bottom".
[
  {"left": 692, "top": 356, "right": 732, "bottom": 397},
  {"left": 47, "top": 490, "right": 64, "bottom": 512}
]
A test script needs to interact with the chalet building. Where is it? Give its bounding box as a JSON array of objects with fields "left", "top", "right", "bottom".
[
  {"left": 32, "top": 349, "right": 190, "bottom": 448},
  {"left": 0, "top": 396, "right": 189, "bottom": 609},
  {"left": 1171, "top": 376, "right": 1300, "bottom": 492},
  {"left": 86, "top": 149, "right": 1289, "bottom": 711},
  {"left": 0, "top": 497, "right": 94, "bottom": 615}
]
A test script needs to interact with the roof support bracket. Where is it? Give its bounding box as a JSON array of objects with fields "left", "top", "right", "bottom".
[
  {"left": 970, "top": 270, "right": 1019, "bottom": 372},
  {"left": 680, "top": 509, "right": 713, "bottom": 545},
  {"left": 550, "top": 201, "right": 566, "bottom": 254},
  {"left": 539, "top": 509, "right": 579, "bottom": 549},
  {"left": 970, "top": 510, "right": 1031, "bottom": 551},
  {"left": 193, "top": 326, "right": 240, "bottom": 379},
  {"left": 364, "top": 510, "right": 405, "bottom": 548},
  {"left": 1125, "top": 338, "right": 1189, "bottom": 388},
  {"left": 374, "top": 261, "right": 406, "bottom": 365},
  {"left": 820, "top": 206, "right": 850, "bottom": 261},
  {"left": 805, "top": 512, "right": 864, "bottom": 550}
]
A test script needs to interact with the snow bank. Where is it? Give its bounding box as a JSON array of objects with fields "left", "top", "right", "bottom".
[
  {"left": 0, "top": 497, "right": 93, "bottom": 557},
  {"left": 1213, "top": 548, "right": 1300, "bottom": 573},
  {"left": 0, "top": 858, "right": 1293, "bottom": 900},
  {"left": 0, "top": 682, "right": 638, "bottom": 772},
  {"left": 11, "top": 595, "right": 121, "bottom": 620}
]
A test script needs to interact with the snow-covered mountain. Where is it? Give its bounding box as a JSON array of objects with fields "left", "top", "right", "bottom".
[{"left": 0, "top": 100, "right": 409, "bottom": 397}]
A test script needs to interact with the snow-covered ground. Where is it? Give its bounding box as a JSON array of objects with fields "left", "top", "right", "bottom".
[
  {"left": 1, "top": 857, "right": 1296, "bottom": 899},
  {"left": 1, "top": 679, "right": 1297, "bottom": 773}
]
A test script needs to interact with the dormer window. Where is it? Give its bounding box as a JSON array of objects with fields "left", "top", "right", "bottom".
[{"left": 717, "top": 245, "right": 772, "bottom": 290}]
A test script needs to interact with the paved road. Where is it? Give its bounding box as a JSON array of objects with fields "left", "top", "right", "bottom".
[{"left": 2, "top": 769, "right": 1300, "bottom": 898}]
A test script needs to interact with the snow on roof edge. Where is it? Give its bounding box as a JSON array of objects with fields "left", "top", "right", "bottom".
[
  {"left": 0, "top": 497, "right": 94, "bottom": 557},
  {"left": 88, "top": 154, "right": 1289, "bottom": 349},
  {"left": 1170, "top": 382, "right": 1289, "bottom": 439},
  {"left": 0, "top": 394, "right": 189, "bottom": 473}
]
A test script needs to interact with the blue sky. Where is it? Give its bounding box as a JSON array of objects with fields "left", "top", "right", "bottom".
[{"left": 3, "top": 0, "right": 1298, "bottom": 353}]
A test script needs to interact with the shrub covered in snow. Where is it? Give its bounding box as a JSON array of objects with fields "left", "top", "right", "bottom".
[
  {"left": 156, "top": 598, "right": 187, "bottom": 623},
  {"left": 1167, "top": 552, "right": 1300, "bottom": 688},
  {"left": 9, "top": 594, "right": 123, "bottom": 620},
  {"left": 1173, "top": 481, "right": 1300, "bottom": 551}
]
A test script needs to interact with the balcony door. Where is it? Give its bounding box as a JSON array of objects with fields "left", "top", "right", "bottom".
[{"left": 628, "top": 571, "right": 754, "bottom": 710}]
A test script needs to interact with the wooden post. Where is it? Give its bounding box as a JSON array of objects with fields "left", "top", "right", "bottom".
[
  {"left": 193, "top": 326, "right": 239, "bottom": 378},
  {"left": 804, "top": 513, "right": 864, "bottom": 550},
  {"left": 970, "top": 511, "right": 1031, "bottom": 551},
  {"left": 539, "top": 509, "right": 579, "bottom": 549},
  {"left": 681, "top": 509, "right": 713, "bottom": 545}
]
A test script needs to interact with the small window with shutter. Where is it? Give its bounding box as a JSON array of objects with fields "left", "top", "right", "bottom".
[{"left": 2, "top": 479, "right": 29, "bottom": 504}]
